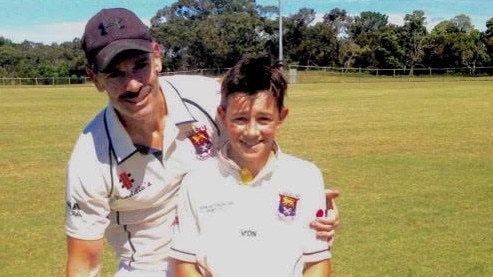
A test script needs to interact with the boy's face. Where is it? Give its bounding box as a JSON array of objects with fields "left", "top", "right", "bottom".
[
  {"left": 219, "top": 91, "right": 288, "bottom": 169},
  {"left": 89, "top": 45, "right": 162, "bottom": 123}
]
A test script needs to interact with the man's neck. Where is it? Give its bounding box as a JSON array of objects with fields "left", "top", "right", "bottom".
[{"left": 120, "top": 90, "right": 167, "bottom": 150}]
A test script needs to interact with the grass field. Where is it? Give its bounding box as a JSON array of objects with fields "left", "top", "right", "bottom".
[{"left": 1, "top": 79, "right": 492, "bottom": 276}]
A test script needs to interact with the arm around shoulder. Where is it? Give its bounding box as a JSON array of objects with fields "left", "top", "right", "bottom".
[{"left": 66, "top": 236, "right": 104, "bottom": 277}]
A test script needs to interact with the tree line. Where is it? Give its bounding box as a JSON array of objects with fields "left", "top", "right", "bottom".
[{"left": 1, "top": 0, "right": 493, "bottom": 79}]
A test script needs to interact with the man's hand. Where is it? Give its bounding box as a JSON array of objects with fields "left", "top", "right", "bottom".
[{"left": 310, "top": 189, "right": 340, "bottom": 248}]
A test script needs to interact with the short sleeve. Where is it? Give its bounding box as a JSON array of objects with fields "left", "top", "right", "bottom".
[
  {"left": 301, "top": 165, "right": 332, "bottom": 263},
  {"left": 169, "top": 173, "right": 201, "bottom": 263},
  {"left": 65, "top": 137, "right": 111, "bottom": 240}
]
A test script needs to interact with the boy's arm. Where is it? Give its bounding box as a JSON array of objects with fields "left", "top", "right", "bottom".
[
  {"left": 174, "top": 261, "right": 204, "bottom": 277},
  {"left": 303, "top": 259, "right": 332, "bottom": 277},
  {"left": 303, "top": 166, "right": 333, "bottom": 275}
]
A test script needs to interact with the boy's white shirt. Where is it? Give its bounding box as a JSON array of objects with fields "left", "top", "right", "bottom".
[{"left": 171, "top": 144, "right": 331, "bottom": 277}]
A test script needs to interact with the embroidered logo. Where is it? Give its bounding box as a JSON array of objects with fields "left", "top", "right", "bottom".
[
  {"left": 98, "top": 18, "right": 124, "bottom": 35},
  {"left": 119, "top": 171, "right": 134, "bottom": 190},
  {"left": 278, "top": 193, "right": 299, "bottom": 219},
  {"left": 187, "top": 127, "right": 214, "bottom": 160},
  {"left": 66, "top": 201, "right": 82, "bottom": 217}
]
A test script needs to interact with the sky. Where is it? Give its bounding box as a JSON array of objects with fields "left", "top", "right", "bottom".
[{"left": 0, "top": 0, "right": 490, "bottom": 44}]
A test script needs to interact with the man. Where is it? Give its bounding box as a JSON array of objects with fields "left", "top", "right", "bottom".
[{"left": 65, "top": 7, "right": 339, "bottom": 276}]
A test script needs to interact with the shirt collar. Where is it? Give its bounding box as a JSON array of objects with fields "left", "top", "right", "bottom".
[{"left": 217, "top": 142, "right": 281, "bottom": 185}]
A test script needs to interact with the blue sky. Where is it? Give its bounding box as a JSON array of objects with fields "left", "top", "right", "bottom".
[{"left": 0, "top": 0, "right": 490, "bottom": 44}]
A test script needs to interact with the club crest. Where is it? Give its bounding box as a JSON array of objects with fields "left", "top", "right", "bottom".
[
  {"left": 187, "top": 127, "right": 215, "bottom": 160},
  {"left": 278, "top": 193, "right": 299, "bottom": 219}
]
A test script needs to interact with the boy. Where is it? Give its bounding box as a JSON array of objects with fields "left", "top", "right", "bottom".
[{"left": 170, "top": 56, "right": 332, "bottom": 276}]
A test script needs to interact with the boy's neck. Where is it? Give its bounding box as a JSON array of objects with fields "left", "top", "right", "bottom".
[{"left": 235, "top": 149, "right": 276, "bottom": 184}]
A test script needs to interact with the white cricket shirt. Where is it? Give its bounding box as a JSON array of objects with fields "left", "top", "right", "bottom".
[
  {"left": 170, "top": 145, "right": 331, "bottom": 277},
  {"left": 65, "top": 75, "right": 224, "bottom": 271}
]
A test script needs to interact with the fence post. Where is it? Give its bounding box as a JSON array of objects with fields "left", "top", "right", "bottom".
[{"left": 289, "top": 68, "right": 297, "bottom": 84}]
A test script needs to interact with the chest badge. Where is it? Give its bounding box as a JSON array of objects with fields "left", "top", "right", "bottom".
[
  {"left": 119, "top": 171, "right": 134, "bottom": 189},
  {"left": 187, "top": 127, "right": 215, "bottom": 160},
  {"left": 278, "top": 193, "right": 299, "bottom": 219}
]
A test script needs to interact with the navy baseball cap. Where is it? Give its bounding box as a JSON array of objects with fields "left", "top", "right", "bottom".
[{"left": 82, "top": 8, "right": 153, "bottom": 72}]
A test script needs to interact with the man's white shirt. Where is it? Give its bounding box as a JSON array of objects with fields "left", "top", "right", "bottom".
[{"left": 65, "top": 75, "right": 223, "bottom": 270}]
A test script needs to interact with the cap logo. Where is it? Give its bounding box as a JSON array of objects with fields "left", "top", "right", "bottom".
[{"left": 98, "top": 18, "right": 125, "bottom": 35}]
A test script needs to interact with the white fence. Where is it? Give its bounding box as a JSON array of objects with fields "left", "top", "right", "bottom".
[
  {"left": 2, "top": 66, "right": 493, "bottom": 87},
  {"left": 0, "top": 77, "right": 91, "bottom": 86}
]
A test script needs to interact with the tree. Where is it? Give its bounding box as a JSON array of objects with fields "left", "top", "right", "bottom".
[
  {"left": 348, "top": 11, "right": 389, "bottom": 68},
  {"left": 282, "top": 8, "right": 316, "bottom": 65},
  {"left": 294, "top": 22, "right": 338, "bottom": 67},
  {"left": 323, "top": 8, "right": 353, "bottom": 67},
  {"left": 323, "top": 8, "right": 351, "bottom": 37},
  {"left": 196, "top": 12, "right": 269, "bottom": 68},
  {"left": 0, "top": 43, "right": 20, "bottom": 77},
  {"left": 338, "top": 39, "right": 361, "bottom": 70},
  {"left": 374, "top": 27, "right": 404, "bottom": 70},
  {"left": 402, "top": 10, "right": 427, "bottom": 74},
  {"left": 483, "top": 17, "right": 493, "bottom": 66},
  {"left": 459, "top": 29, "right": 489, "bottom": 74},
  {"left": 423, "top": 16, "right": 489, "bottom": 74},
  {"left": 348, "top": 11, "right": 388, "bottom": 40},
  {"left": 151, "top": 0, "right": 271, "bottom": 71},
  {"left": 423, "top": 20, "right": 463, "bottom": 69},
  {"left": 452, "top": 14, "right": 474, "bottom": 33}
]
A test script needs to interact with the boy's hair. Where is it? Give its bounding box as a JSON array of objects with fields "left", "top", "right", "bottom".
[{"left": 221, "top": 55, "right": 288, "bottom": 111}]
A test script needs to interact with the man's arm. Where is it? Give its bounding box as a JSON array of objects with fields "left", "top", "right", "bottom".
[
  {"left": 310, "top": 189, "right": 340, "bottom": 246},
  {"left": 303, "top": 259, "right": 332, "bottom": 277},
  {"left": 66, "top": 236, "right": 104, "bottom": 277}
]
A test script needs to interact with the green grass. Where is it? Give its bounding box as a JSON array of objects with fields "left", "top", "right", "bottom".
[
  {"left": 0, "top": 87, "right": 114, "bottom": 275},
  {"left": 1, "top": 80, "right": 492, "bottom": 276},
  {"left": 280, "top": 81, "right": 493, "bottom": 276}
]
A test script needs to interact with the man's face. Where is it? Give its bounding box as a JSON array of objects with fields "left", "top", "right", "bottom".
[
  {"left": 93, "top": 50, "right": 162, "bottom": 123},
  {"left": 219, "top": 91, "right": 288, "bottom": 170}
]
